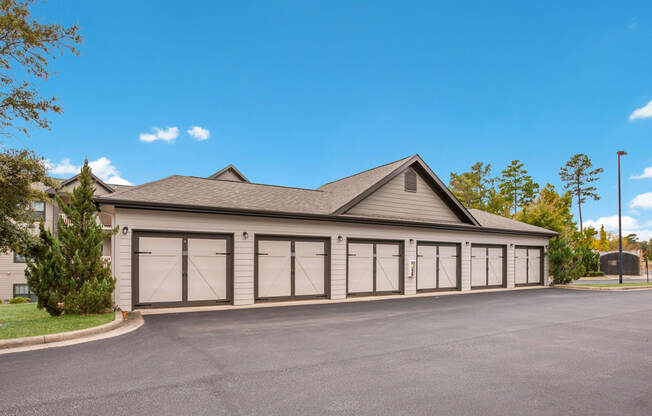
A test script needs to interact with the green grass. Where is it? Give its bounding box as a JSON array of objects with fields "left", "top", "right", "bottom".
[
  {"left": 0, "top": 303, "right": 114, "bottom": 340},
  {"left": 574, "top": 283, "right": 652, "bottom": 288}
]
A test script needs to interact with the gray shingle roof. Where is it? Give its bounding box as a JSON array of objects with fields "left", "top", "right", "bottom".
[
  {"left": 468, "top": 209, "right": 555, "bottom": 234},
  {"left": 96, "top": 157, "right": 556, "bottom": 236}
]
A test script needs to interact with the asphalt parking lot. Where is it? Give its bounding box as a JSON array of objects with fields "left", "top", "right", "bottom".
[{"left": 1, "top": 288, "right": 652, "bottom": 416}]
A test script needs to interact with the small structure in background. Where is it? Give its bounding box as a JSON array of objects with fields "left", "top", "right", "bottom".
[{"left": 599, "top": 251, "right": 641, "bottom": 276}]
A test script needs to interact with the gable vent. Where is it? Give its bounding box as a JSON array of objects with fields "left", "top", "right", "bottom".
[{"left": 404, "top": 170, "right": 417, "bottom": 193}]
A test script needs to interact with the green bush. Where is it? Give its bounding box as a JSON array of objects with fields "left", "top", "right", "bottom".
[
  {"left": 549, "top": 237, "right": 577, "bottom": 284},
  {"left": 62, "top": 277, "right": 114, "bottom": 315},
  {"left": 586, "top": 271, "right": 605, "bottom": 277},
  {"left": 9, "top": 297, "right": 30, "bottom": 304}
]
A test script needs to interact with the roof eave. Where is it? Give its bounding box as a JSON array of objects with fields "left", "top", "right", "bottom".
[{"left": 95, "top": 198, "right": 557, "bottom": 237}]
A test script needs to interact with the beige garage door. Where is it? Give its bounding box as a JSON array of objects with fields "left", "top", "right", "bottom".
[
  {"left": 471, "top": 245, "right": 505, "bottom": 288},
  {"left": 256, "top": 237, "right": 329, "bottom": 301},
  {"left": 348, "top": 240, "right": 403, "bottom": 296},
  {"left": 135, "top": 232, "right": 233, "bottom": 308},
  {"left": 138, "top": 236, "right": 183, "bottom": 303},
  {"left": 347, "top": 242, "right": 374, "bottom": 294},
  {"left": 515, "top": 246, "right": 543, "bottom": 286},
  {"left": 417, "top": 243, "right": 460, "bottom": 291},
  {"left": 187, "top": 238, "right": 229, "bottom": 301},
  {"left": 257, "top": 240, "right": 292, "bottom": 298}
]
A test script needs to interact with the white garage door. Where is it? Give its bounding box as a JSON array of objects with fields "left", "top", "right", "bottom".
[
  {"left": 417, "top": 243, "right": 459, "bottom": 291},
  {"left": 257, "top": 240, "right": 292, "bottom": 298},
  {"left": 256, "top": 237, "right": 329, "bottom": 301},
  {"left": 135, "top": 233, "right": 232, "bottom": 307},
  {"left": 348, "top": 240, "right": 402, "bottom": 295},
  {"left": 376, "top": 244, "right": 400, "bottom": 292},
  {"left": 295, "top": 241, "right": 326, "bottom": 296},
  {"left": 138, "top": 236, "right": 183, "bottom": 303},
  {"left": 348, "top": 243, "right": 374, "bottom": 294},
  {"left": 471, "top": 245, "right": 505, "bottom": 288},
  {"left": 515, "top": 246, "right": 543, "bottom": 286},
  {"left": 515, "top": 247, "right": 528, "bottom": 285},
  {"left": 187, "top": 238, "right": 229, "bottom": 301}
]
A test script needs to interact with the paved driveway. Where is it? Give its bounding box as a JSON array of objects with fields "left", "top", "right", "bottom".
[{"left": 2, "top": 288, "right": 652, "bottom": 416}]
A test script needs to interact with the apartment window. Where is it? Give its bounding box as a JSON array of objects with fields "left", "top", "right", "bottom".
[
  {"left": 404, "top": 170, "right": 417, "bottom": 192},
  {"left": 13, "top": 284, "right": 36, "bottom": 301},
  {"left": 31, "top": 200, "right": 45, "bottom": 219},
  {"left": 13, "top": 252, "right": 26, "bottom": 263}
]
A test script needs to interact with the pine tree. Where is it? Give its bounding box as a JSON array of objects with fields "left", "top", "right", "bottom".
[
  {"left": 55, "top": 159, "right": 116, "bottom": 314},
  {"left": 498, "top": 160, "right": 539, "bottom": 217},
  {"left": 559, "top": 153, "right": 603, "bottom": 232},
  {"left": 25, "top": 224, "right": 70, "bottom": 316}
]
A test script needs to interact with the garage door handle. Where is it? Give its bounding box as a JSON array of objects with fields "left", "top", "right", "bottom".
[
  {"left": 316, "top": 253, "right": 328, "bottom": 256},
  {"left": 257, "top": 253, "right": 269, "bottom": 256},
  {"left": 215, "top": 252, "right": 231, "bottom": 255},
  {"left": 134, "top": 251, "right": 152, "bottom": 254},
  {"left": 392, "top": 254, "right": 401, "bottom": 257},
  {"left": 416, "top": 255, "right": 424, "bottom": 257},
  {"left": 347, "top": 254, "right": 356, "bottom": 257}
]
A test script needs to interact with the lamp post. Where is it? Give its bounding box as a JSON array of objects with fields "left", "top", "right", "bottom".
[{"left": 617, "top": 150, "right": 627, "bottom": 284}]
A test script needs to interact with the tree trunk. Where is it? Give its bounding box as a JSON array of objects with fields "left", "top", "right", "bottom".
[{"left": 577, "top": 182, "right": 583, "bottom": 232}]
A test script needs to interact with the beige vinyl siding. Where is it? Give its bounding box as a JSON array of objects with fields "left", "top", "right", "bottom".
[
  {"left": 0, "top": 200, "right": 57, "bottom": 300},
  {"left": 113, "top": 207, "right": 550, "bottom": 311},
  {"left": 345, "top": 168, "right": 464, "bottom": 224}
]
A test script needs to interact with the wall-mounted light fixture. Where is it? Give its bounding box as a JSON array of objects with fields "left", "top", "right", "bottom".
[
  {"left": 409, "top": 238, "right": 414, "bottom": 244},
  {"left": 243, "top": 231, "right": 249, "bottom": 240},
  {"left": 121, "top": 226, "right": 129, "bottom": 235},
  {"left": 465, "top": 241, "right": 470, "bottom": 246},
  {"left": 510, "top": 243, "right": 514, "bottom": 248},
  {"left": 337, "top": 235, "right": 343, "bottom": 242}
]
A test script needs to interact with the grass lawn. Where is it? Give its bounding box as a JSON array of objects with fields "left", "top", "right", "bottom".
[
  {"left": 0, "top": 303, "right": 114, "bottom": 340},
  {"left": 574, "top": 283, "right": 652, "bottom": 288}
]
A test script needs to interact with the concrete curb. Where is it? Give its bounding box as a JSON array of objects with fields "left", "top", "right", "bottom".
[
  {"left": 555, "top": 284, "right": 652, "bottom": 291},
  {"left": 0, "top": 310, "right": 123, "bottom": 350}
]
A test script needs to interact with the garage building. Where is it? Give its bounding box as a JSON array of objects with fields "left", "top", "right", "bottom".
[{"left": 95, "top": 155, "right": 556, "bottom": 311}]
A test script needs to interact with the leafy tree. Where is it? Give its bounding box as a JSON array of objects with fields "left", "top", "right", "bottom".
[
  {"left": 498, "top": 160, "right": 539, "bottom": 217},
  {"left": 0, "top": 148, "right": 53, "bottom": 253},
  {"left": 0, "top": 0, "right": 81, "bottom": 136},
  {"left": 594, "top": 225, "right": 610, "bottom": 251},
  {"left": 517, "top": 184, "right": 575, "bottom": 236},
  {"left": 1, "top": 0, "right": 81, "bottom": 256},
  {"left": 558, "top": 153, "right": 604, "bottom": 232},
  {"left": 55, "top": 160, "right": 116, "bottom": 314}
]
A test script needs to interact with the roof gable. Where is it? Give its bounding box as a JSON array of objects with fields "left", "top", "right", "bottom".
[
  {"left": 51, "top": 173, "right": 117, "bottom": 195},
  {"left": 207, "top": 164, "right": 249, "bottom": 182},
  {"left": 344, "top": 166, "right": 466, "bottom": 224},
  {"left": 327, "top": 155, "right": 479, "bottom": 225}
]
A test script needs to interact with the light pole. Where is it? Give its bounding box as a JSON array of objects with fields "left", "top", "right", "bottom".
[{"left": 617, "top": 150, "right": 627, "bottom": 284}]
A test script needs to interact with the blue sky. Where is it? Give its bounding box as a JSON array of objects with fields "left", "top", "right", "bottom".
[{"left": 7, "top": 1, "right": 652, "bottom": 240}]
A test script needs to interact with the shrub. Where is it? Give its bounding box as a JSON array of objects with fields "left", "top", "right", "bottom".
[
  {"left": 9, "top": 297, "right": 30, "bottom": 304},
  {"left": 62, "top": 277, "right": 114, "bottom": 315},
  {"left": 586, "top": 271, "right": 605, "bottom": 277},
  {"left": 549, "top": 236, "right": 581, "bottom": 284}
]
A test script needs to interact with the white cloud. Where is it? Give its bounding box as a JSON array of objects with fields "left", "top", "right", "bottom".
[
  {"left": 47, "top": 158, "right": 79, "bottom": 175},
  {"left": 584, "top": 215, "right": 644, "bottom": 231},
  {"left": 584, "top": 215, "right": 652, "bottom": 242},
  {"left": 629, "top": 21, "right": 638, "bottom": 30},
  {"left": 631, "top": 166, "right": 652, "bottom": 179},
  {"left": 631, "top": 192, "right": 652, "bottom": 210},
  {"left": 139, "top": 126, "right": 179, "bottom": 143},
  {"left": 47, "top": 157, "right": 132, "bottom": 185},
  {"left": 187, "top": 126, "right": 210, "bottom": 141},
  {"left": 629, "top": 99, "right": 652, "bottom": 121}
]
